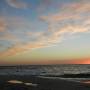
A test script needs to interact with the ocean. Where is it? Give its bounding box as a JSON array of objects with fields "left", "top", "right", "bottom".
[{"left": 0, "top": 64, "right": 90, "bottom": 82}]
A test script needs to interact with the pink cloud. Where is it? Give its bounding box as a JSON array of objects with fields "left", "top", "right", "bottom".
[
  {"left": 1, "top": 0, "right": 90, "bottom": 56},
  {"left": 0, "top": 18, "right": 7, "bottom": 32},
  {"left": 6, "top": 0, "right": 30, "bottom": 9}
]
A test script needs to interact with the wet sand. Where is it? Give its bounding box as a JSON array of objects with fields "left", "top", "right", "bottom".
[{"left": 0, "top": 75, "right": 90, "bottom": 90}]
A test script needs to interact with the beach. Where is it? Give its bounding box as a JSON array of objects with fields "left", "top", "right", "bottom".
[{"left": 0, "top": 75, "right": 90, "bottom": 90}]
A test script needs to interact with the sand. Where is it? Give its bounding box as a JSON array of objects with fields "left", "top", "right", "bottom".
[{"left": 0, "top": 75, "right": 90, "bottom": 90}]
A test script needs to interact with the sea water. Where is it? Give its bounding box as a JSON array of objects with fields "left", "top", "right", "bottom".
[{"left": 0, "top": 64, "right": 90, "bottom": 81}]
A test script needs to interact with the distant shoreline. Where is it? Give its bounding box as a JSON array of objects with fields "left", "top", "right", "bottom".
[{"left": 0, "top": 64, "right": 90, "bottom": 67}]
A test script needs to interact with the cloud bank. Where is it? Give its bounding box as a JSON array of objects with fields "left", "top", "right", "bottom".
[{"left": 0, "top": 0, "right": 90, "bottom": 56}]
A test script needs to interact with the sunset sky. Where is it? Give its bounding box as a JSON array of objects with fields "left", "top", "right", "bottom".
[{"left": 0, "top": 0, "right": 90, "bottom": 65}]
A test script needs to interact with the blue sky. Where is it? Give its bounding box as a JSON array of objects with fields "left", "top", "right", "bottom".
[{"left": 0, "top": 0, "right": 90, "bottom": 65}]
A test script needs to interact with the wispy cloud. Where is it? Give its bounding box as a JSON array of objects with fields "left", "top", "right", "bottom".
[
  {"left": 1, "top": 0, "right": 90, "bottom": 56},
  {"left": 6, "top": 0, "right": 30, "bottom": 9},
  {"left": 0, "top": 32, "right": 18, "bottom": 42},
  {"left": 40, "top": 0, "right": 90, "bottom": 33},
  {"left": 0, "top": 41, "right": 50, "bottom": 56},
  {"left": 0, "top": 18, "right": 7, "bottom": 32}
]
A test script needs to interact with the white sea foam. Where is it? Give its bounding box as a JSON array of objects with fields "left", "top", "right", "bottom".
[{"left": 0, "top": 64, "right": 90, "bottom": 82}]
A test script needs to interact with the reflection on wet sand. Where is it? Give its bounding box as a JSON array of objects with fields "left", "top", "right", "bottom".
[
  {"left": 24, "top": 83, "right": 37, "bottom": 86},
  {"left": 7, "top": 80, "right": 38, "bottom": 87},
  {"left": 8, "top": 80, "right": 23, "bottom": 84},
  {"left": 82, "top": 81, "right": 90, "bottom": 84}
]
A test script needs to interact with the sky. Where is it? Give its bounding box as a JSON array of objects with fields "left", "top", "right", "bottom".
[{"left": 0, "top": 0, "right": 90, "bottom": 65}]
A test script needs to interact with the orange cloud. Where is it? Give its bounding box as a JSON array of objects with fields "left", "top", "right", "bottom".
[
  {"left": 0, "top": 18, "right": 7, "bottom": 32},
  {"left": 63, "top": 58, "right": 90, "bottom": 64},
  {"left": 0, "top": 42, "right": 48, "bottom": 56},
  {"left": 0, "top": 33, "right": 18, "bottom": 42},
  {"left": 1, "top": 0, "right": 90, "bottom": 56},
  {"left": 40, "top": 1, "right": 90, "bottom": 26},
  {"left": 0, "top": 30, "right": 63, "bottom": 56},
  {"left": 40, "top": 11, "right": 80, "bottom": 22},
  {"left": 40, "top": 1, "right": 90, "bottom": 36}
]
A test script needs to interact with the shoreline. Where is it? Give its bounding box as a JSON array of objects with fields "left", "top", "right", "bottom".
[{"left": 0, "top": 75, "right": 90, "bottom": 90}]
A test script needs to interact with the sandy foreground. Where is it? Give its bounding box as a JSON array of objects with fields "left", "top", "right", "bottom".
[{"left": 0, "top": 75, "right": 90, "bottom": 90}]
